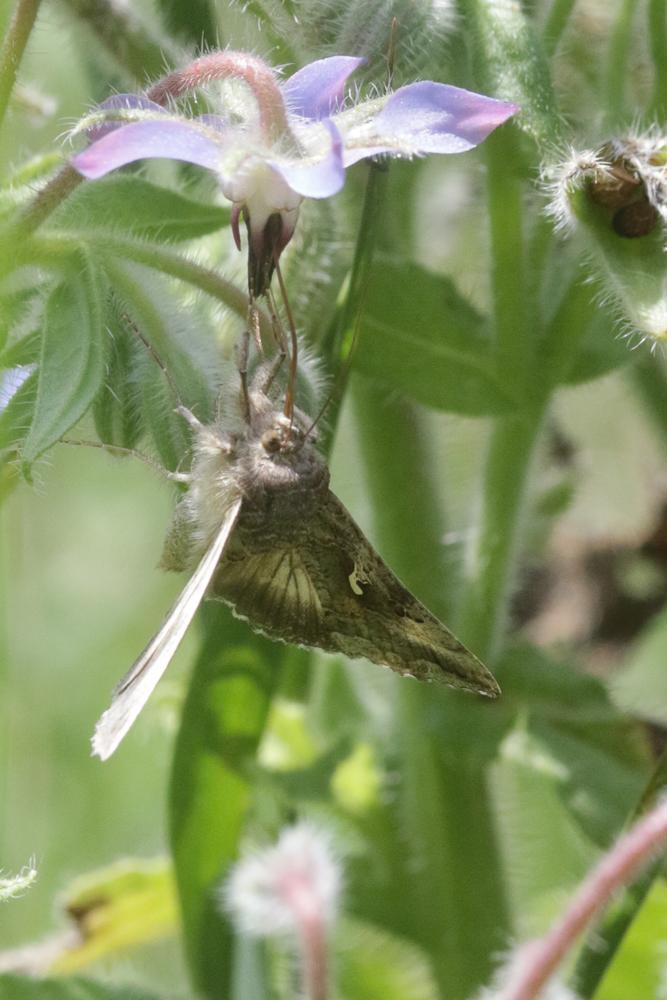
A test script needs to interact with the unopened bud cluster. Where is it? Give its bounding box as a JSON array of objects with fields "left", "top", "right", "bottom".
[{"left": 546, "top": 132, "right": 667, "bottom": 343}]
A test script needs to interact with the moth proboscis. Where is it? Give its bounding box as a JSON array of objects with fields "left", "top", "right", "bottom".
[{"left": 93, "top": 365, "right": 500, "bottom": 760}]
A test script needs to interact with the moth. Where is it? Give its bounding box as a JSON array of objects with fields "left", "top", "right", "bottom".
[{"left": 93, "top": 363, "right": 500, "bottom": 760}]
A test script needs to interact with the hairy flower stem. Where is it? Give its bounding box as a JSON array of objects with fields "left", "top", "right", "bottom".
[
  {"left": 572, "top": 747, "right": 667, "bottom": 996},
  {"left": 147, "top": 53, "right": 291, "bottom": 144},
  {"left": 1, "top": 164, "right": 82, "bottom": 250},
  {"left": 300, "top": 917, "right": 328, "bottom": 1000},
  {"left": 0, "top": 0, "right": 42, "bottom": 131},
  {"left": 501, "top": 798, "right": 667, "bottom": 1000}
]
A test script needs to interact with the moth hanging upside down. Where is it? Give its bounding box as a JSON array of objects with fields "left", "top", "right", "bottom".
[{"left": 93, "top": 366, "right": 500, "bottom": 759}]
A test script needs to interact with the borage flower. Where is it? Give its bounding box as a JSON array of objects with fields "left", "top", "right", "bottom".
[{"left": 71, "top": 53, "right": 518, "bottom": 295}]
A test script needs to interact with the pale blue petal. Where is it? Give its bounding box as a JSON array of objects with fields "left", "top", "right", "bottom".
[
  {"left": 282, "top": 56, "right": 365, "bottom": 120},
  {"left": 270, "top": 120, "right": 345, "bottom": 197},
  {"left": 72, "top": 119, "right": 225, "bottom": 179},
  {"left": 369, "top": 82, "right": 517, "bottom": 158}
]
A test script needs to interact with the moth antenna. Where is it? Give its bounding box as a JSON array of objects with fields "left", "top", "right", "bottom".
[
  {"left": 60, "top": 437, "right": 191, "bottom": 483},
  {"left": 302, "top": 389, "right": 336, "bottom": 443},
  {"left": 387, "top": 16, "right": 399, "bottom": 87},
  {"left": 273, "top": 257, "right": 298, "bottom": 423}
]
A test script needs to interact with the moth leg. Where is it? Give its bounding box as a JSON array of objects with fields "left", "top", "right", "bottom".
[
  {"left": 237, "top": 321, "right": 252, "bottom": 425},
  {"left": 59, "top": 438, "right": 189, "bottom": 483},
  {"left": 119, "top": 312, "right": 185, "bottom": 410},
  {"left": 273, "top": 257, "right": 298, "bottom": 422}
]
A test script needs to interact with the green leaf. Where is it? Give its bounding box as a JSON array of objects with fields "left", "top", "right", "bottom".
[
  {"left": 52, "top": 177, "right": 230, "bottom": 243},
  {"left": 594, "top": 881, "right": 667, "bottom": 1000},
  {"left": 51, "top": 858, "right": 178, "bottom": 975},
  {"left": 336, "top": 918, "right": 438, "bottom": 1000},
  {"left": 353, "top": 258, "right": 515, "bottom": 415},
  {"left": 563, "top": 312, "right": 632, "bottom": 384},
  {"left": 495, "top": 644, "right": 649, "bottom": 846},
  {"left": 0, "top": 976, "right": 160, "bottom": 1000},
  {"left": 92, "top": 302, "right": 145, "bottom": 450},
  {"left": 169, "top": 604, "right": 284, "bottom": 997},
  {"left": 22, "top": 262, "right": 106, "bottom": 463},
  {"left": 612, "top": 606, "right": 667, "bottom": 727},
  {"left": 155, "top": 0, "right": 217, "bottom": 44}
]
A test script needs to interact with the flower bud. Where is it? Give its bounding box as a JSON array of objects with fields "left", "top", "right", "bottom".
[{"left": 547, "top": 135, "right": 667, "bottom": 342}]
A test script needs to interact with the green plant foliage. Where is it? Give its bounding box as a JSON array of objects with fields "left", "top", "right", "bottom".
[
  {"left": 21, "top": 261, "right": 106, "bottom": 464},
  {"left": 0, "top": 977, "right": 160, "bottom": 1000},
  {"left": 354, "top": 257, "right": 515, "bottom": 415},
  {"left": 51, "top": 177, "right": 230, "bottom": 244},
  {"left": 3, "top": 3, "right": 667, "bottom": 1000}
]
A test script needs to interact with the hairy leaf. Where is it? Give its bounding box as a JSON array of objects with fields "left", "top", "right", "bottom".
[
  {"left": 52, "top": 177, "right": 230, "bottom": 243},
  {"left": 22, "top": 261, "right": 106, "bottom": 464},
  {"left": 353, "top": 258, "right": 515, "bottom": 415}
]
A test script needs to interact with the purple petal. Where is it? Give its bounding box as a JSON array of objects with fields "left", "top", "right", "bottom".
[
  {"left": 88, "top": 94, "right": 167, "bottom": 141},
  {"left": 344, "top": 82, "right": 518, "bottom": 165},
  {"left": 282, "top": 56, "right": 365, "bottom": 121},
  {"left": 270, "top": 119, "right": 345, "bottom": 197},
  {"left": 72, "top": 119, "right": 225, "bottom": 179}
]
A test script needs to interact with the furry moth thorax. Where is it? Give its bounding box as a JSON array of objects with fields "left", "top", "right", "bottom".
[{"left": 173, "top": 387, "right": 330, "bottom": 567}]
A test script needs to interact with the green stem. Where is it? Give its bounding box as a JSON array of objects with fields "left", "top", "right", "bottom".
[
  {"left": 543, "top": 0, "right": 578, "bottom": 55},
  {"left": 352, "top": 379, "right": 510, "bottom": 999},
  {"left": 455, "top": 100, "right": 545, "bottom": 662},
  {"left": 630, "top": 355, "right": 667, "bottom": 453},
  {"left": 457, "top": 408, "right": 545, "bottom": 661},
  {"left": 572, "top": 749, "right": 667, "bottom": 998},
  {"left": 318, "top": 163, "right": 389, "bottom": 447},
  {"left": 606, "top": 0, "right": 637, "bottom": 122},
  {"left": 59, "top": 0, "right": 178, "bottom": 81},
  {"left": 1, "top": 165, "right": 82, "bottom": 248},
  {"left": 0, "top": 0, "right": 42, "bottom": 132},
  {"left": 648, "top": 0, "right": 667, "bottom": 117},
  {"left": 485, "top": 127, "right": 531, "bottom": 400}
]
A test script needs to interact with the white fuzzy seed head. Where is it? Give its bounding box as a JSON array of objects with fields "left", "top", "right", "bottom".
[{"left": 223, "top": 822, "right": 342, "bottom": 938}]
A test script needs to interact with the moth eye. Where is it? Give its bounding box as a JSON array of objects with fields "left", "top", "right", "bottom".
[{"left": 261, "top": 429, "right": 282, "bottom": 453}]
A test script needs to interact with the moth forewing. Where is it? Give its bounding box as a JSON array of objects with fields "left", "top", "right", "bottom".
[{"left": 92, "top": 498, "right": 242, "bottom": 760}]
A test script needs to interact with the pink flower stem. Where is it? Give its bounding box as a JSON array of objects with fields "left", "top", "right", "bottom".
[
  {"left": 502, "top": 798, "right": 667, "bottom": 1000},
  {"left": 146, "top": 52, "right": 290, "bottom": 143},
  {"left": 299, "top": 916, "right": 328, "bottom": 1000}
]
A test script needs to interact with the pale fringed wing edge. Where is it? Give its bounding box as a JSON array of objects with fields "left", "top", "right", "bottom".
[{"left": 92, "top": 498, "right": 243, "bottom": 761}]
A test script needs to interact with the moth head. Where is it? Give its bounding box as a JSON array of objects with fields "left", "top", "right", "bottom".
[{"left": 259, "top": 412, "right": 307, "bottom": 456}]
